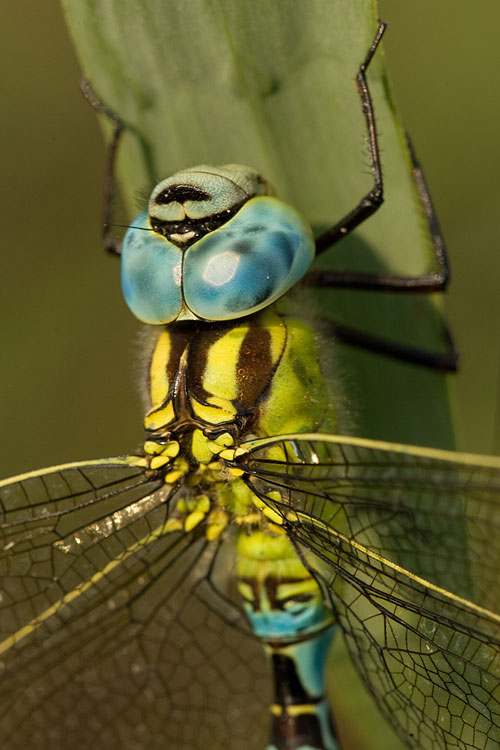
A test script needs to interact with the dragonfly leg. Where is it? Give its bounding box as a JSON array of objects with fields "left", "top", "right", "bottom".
[
  {"left": 312, "top": 16, "right": 450, "bottom": 294},
  {"left": 80, "top": 79, "right": 126, "bottom": 256},
  {"left": 308, "top": 140, "right": 450, "bottom": 292},
  {"left": 306, "top": 136, "right": 456, "bottom": 371},
  {"left": 305, "top": 19, "right": 454, "bottom": 373},
  {"left": 314, "top": 22, "right": 386, "bottom": 256},
  {"left": 323, "top": 317, "right": 458, "bottom": 371}
]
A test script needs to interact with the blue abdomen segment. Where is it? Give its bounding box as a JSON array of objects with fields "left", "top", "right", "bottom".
[
  {"left": 248, "top": 608, "right": 339, "bottom": 750},
  {"left": 183, "top": 196, "right": 315, "bottom": 320},
  {"left": 121, "top": 196, "right": 315, "bottom": 324},
  {"left": 121, "top": 211, "right": 183, "bottom": 324},
  {"left": 267, "top": 630, "right": 339, "bottom": 750},
  {"left": 236, "top": 530, "right": 339, "bottom": 750}
]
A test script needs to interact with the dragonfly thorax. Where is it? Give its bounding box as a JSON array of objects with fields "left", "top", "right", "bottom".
[
  {"left": 121, "top": 164, "right": 316, "bottom": 324},
  {"left": 142, "top": 308, "right": 334, "bottom": 463}
]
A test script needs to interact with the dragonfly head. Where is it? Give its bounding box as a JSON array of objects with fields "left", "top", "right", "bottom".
[
  {"left": 121, "top": 164, "right": 315, "bottom": 324},
  {"left": 148, "top": 164, "right": 272, "bottom": 248}
]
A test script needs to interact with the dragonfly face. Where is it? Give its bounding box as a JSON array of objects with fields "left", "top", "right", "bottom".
[{"left": 121, "top": 164, "right": 315, "bottom": 324}]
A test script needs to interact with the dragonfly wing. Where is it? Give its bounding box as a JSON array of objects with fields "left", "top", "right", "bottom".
[
  {"left": 0, "top": 459, "right": 268, "bottom": 750},
  {"left": 297, "top": 529, "right": 500, "bottom": 750},
  {"left": 238, "top": 433, "right": 500, "bottom": 749},
  {"left": 239, "top": 433, "right": 500, "bottom": 609}
]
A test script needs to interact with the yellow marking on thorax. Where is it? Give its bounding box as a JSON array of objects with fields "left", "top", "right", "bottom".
[
  {"left": 260, "top": 307, "right": 287, "bottom": 363},
  {"left": 191, "top": 428, "right": 236, "bottom": 465},
  {"left": 164, "top": 457, "right": 189, "bottom": 483},
  {"left": 203, "top": 323, "right": 249, "bottom": 400},
  {"left": 149, "top": 330, "right": 171, "bottom": 406},
  {"left": 190, "top": 395, "right": 237, "bottom": 425},
  {"left": 144, "top": 440, "right": 179, "bottom": 458},
  {"left": 191, "top": 428, "right": 216, "bottom": 464},
  {"left": 206, "top": 507, "right": 228, "bottom": 540},
  {"left": 260, "top": 316, "right": 329, "bottom": 436},
  {"left": 146, "top": 334, "right": 185, "bottom": 430},
  {"left": 144, "top": 402, "right": 176, "bottom": 431}
]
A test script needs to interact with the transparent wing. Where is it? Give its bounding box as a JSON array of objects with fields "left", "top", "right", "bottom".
[
  {"left": 235, "top": 433, "right": 500, "bottom": 750},
  {"left": 0, "top": 459, "right": 269, "bottom": 750}
]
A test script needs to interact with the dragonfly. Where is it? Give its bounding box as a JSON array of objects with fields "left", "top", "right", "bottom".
[{"left": 2, "top": 21, "right": 500, "bottom": 750}]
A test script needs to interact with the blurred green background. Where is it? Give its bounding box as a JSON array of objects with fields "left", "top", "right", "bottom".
[{"left": 0, "top": 1, "right": 499, "bottom": 477}]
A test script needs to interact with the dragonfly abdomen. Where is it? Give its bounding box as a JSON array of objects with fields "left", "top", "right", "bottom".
[
  {"left": 268, "top": 647, "right": 338, "bottom": 750},
  {"left": 237, "top": 531, "right": 339, "bottom": 750}
]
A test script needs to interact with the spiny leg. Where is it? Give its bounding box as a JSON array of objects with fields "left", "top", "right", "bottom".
[
  {"left": 306, "top": 21, "right": 455, "bottom": 370},
  {"left": 308, "top": 139, "right": 458, "bottom": 369},
  {"left": 322, "top": 317, "right": 458, "bottom": 371},
  {"left": 308, "top": 140, "right": 450, "bottom": 292},
  {"left": 314, "top": 22, "right": 386, "bottom": 256},
  {"left": 80, "top": 80, "right": 126, "bottom": 256}
]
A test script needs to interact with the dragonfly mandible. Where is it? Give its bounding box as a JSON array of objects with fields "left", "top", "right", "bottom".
[{"left": 1, "top": 21, "right": 500, "bottom": 750}]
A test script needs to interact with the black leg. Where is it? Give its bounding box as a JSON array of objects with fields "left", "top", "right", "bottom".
[
  {"left": 80, "top": 80, "right": 125, "bottom": 256},
  {"left": 323, "top": 317, "right": 458, "bottom": 371},
  {"left": 306, "top": 139, "right": 450, "bottom": 292},
  {"left": 304, "top": 21, "right": 454, "bottom": 371},
  {"left": 314, "top": 22, "right": 386, "bottom": 256}
]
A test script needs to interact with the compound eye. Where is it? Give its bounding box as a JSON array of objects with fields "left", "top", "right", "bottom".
[
  {"left": 119, "top": 167, "right": 314, "bottom": 324},
  {"left": 183, "top": 196, "right": 315, "bottom": 321},
  {"left": 121, "top": 211, "right": 183, "bottom": 324}
]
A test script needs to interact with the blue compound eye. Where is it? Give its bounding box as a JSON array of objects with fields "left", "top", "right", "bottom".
[
  {"left": 121, "top": 211, "right": 183, "bottom": 325},
  {"left": 183, "top": 196, "right": 315, "bottom": 321},
  {"left": 120, "top": 165, "right": 315, "bottom": 324}
]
